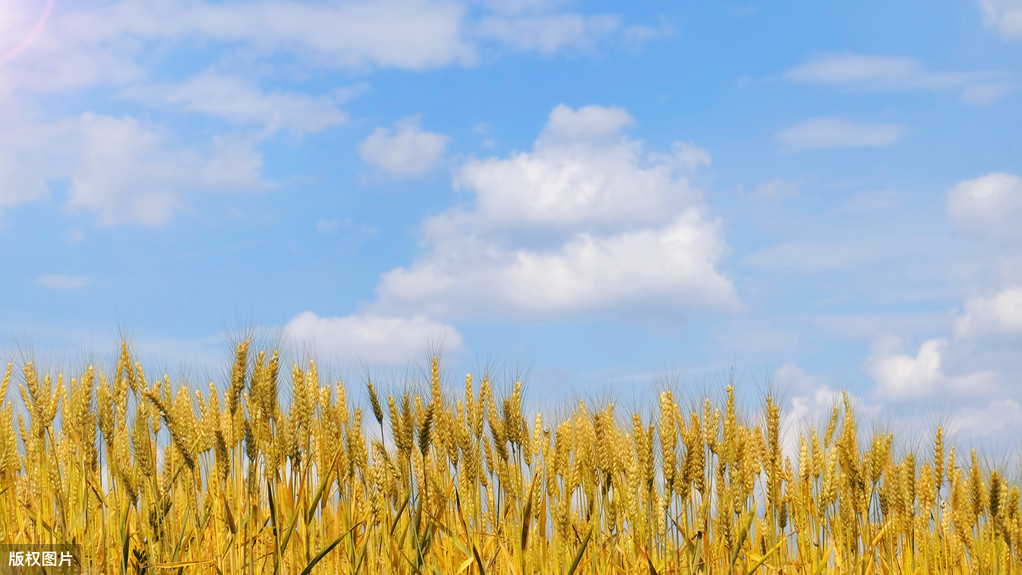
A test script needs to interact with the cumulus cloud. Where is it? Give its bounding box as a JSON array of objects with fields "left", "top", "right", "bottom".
[
  {"left": 776, "top": 118, "right": 905, "bottom": 150},
  {"left": 373, "top": 104, "right": 738, "bottom": 320},
  {"left": 0, "top": 111, "right": 266, "bottom": 225},
  {"left": 69, "top": 113, "right": 265, "bottom": 226},
  {"left": 447, "top": 105, "right": 707, "bottom": 236},
  {"left": 284, "top": 311, "right": 463, "bottom": 364},
  {"left": 381, "top": 210, "right": 737, "bottom": 318},
  {"left": 977, "top": 0, "right": 1022, "bottom": 41},
  {"left": 359, "top": 117, "right": 449, "bottom": 178},
  {"left": 786, "top": 53, "right": 1015, "bottom": 103},
  {"left": 36, "top": 274, "right": 91, "bottom": 290},
  {"left": 955, "top": 287, "right": 1022, "bottom": 339},
  {"left": 862, "top": 336, "right": 999, "bottom": 400},
  {"left": 0, "top": 0, "right": 655, "bottom": 223},
  {"left": 946, "top": 172, "right": 1022, "bottom": 242}
]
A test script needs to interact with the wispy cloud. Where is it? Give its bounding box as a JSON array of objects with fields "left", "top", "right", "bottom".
[
  {"left": 2, "top": 0, "right": 648, "bottom": 100},
  {"left": 776, "top": 118, "right": 905, "bottom": 150},
  {"left": 316, "top": 217, "right": 378, "bottom": 243},
  {"left": 833, "top": 189, "right": 907, "bottom": 214},
  {"left": 809, "top": 312, "right": 951, "bottom": 341},
  {"left": 750, "top": 178, "right": 804, "bottom": 201},
  {"left": 120, "top": 72, "right": 351, "bottom": 135},
  {"left": 786, "top": 53, "right": 1015, "bottom": 102},
  {"left": 475, "top": 13, "right": 621, "bottom": 54},
  {"left": 743, "top": 238, "right": 926, "bottom": 273},
  {"left": 37, "top": 274, "right": 91, "bottom": 290}
]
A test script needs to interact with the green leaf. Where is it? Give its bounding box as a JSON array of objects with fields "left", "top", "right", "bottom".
[
  {"left": 299, "top": 522, "right": 364, "bottom": 575},
  {"left": 566, "top": 523, "right": 593, "bottom": 575}
]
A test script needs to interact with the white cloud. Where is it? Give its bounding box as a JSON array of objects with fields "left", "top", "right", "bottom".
[
  {"left": 776, "top": 361, "right": 828, "bottom": 394},
  {"left": 539, "top": 103, "right": 634, "bottom": 144},
  {"left": 1, "top": 0, "right": 645, "bottom": 100},
  {"left": 447, "top": 105, "right": 708, "bottom": 236},
  {"left": 482, "top": 0, "right": 568, "bottom": 14},
  {"left": 955, "top": 287, "right": 1022, "bottom": 339},
  {"left": 751, "top": 178, "right": 802, "bottom": 201},
  {"left": 381, "top": 209, "right": 738, "bottom": 318},
  {"left": 786, "top": 53, "right": 1014, "bottom": 102},
  {"left": 473, "top": 0, "right": 628, "bottom": 54},
  {"left": 317, "top": 219, "right": 342, "bottom": 233},
  {"left": 862, "top": 336, "right": 999, "bottom": 400},
  {"left": 51, "top": 0, "right": 476, "bottom": 72},
  {"left": 961, "top": 82, "right": 1018, "bottom": 104},
  {"left": 0, "top": 0, "right": 654, "bottom": 225},
  {"left": 316, "top": 217, "right": 378, "bottom": 242},
  {"left": 716, "top": 323, "right": 800, "bottom": 355},
  {"left": 623, "top": 23, "right": 669, "bottom": 45},
  {"left": 788, "top": 54, "right": 930, "bottom": 86},
  {"left": 946, "top": 172, "right": 1022, "bottom": 242},
  {"left": 373, "top": 104, "right": 738, "bottom": 320},
  {"left": 809, "top": 312, "right": 951, "bottom": 341},
  {"left": 772, "top": 361, "right": 869, "bottom": 459},
  {"left": 0, "top": 0, "right": 658, "bottom": 130},
  {"left": 0, "top": 153, "right": 48, "bottom": 208},
  {"left": 0, "top": 0, "right": 54, "bottom": 65},
  {"left": 36, "top": 274, "right": 91, "bottom": 290},
  {"left": 835, "top": 189, "right": 906, "bottom": 213},
  {"left": 742, "top": 238, "right": 925, "bottom": 273},
  {"left": 121, "top": 72, "right": 349, "bottom": 134},
  {"left": 475, "top": 13, "right": 620, "bottom": 53},
  {"left": 69, "top": 113, "right": 265, "bottom": 227},
  {"left": 978, "top": 0, "right": 1022, "bottom": 41},
  {"left": 776, "top": 118, "right": 905, "bottom": 150},
  {"left": 359, "top": 117, "right": 449, "bottom": 178},
  {"left": 949, "top": 398, "right": 1022, "bottom": 437},
  {"left": 0, "top": 112, "right": 80, "bottom": 212},
  {"left": 284, "top": 311, "right": 463, "bottom": 364},
  {"left": 0, "top": 111, "right": 265, "bottom": 225}
]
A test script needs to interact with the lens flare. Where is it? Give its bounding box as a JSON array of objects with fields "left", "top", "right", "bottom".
[{"left": 0, "top": 0, "right": 55, "bottom": 65}]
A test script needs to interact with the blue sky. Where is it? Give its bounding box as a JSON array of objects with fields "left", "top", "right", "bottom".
[{"left": 2, "top": 0, "right": 1022, "bottom": 446}]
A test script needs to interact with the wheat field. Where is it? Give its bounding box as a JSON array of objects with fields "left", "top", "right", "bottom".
[{"left": 1, "top": 340, "right": 1019, "bottom": 574}]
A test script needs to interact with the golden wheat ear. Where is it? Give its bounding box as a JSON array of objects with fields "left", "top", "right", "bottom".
[{"left": 8, "top": 344, "right": 1022, "bottom": 573}]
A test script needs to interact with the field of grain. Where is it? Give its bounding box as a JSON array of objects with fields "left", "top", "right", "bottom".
[{"left": 1, "top": 340, "right": 1019, "bottom": 574}]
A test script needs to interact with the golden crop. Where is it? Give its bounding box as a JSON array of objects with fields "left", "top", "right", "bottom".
[{"left": 0, "top": 340, "right": 1019, "bottom": 574}]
